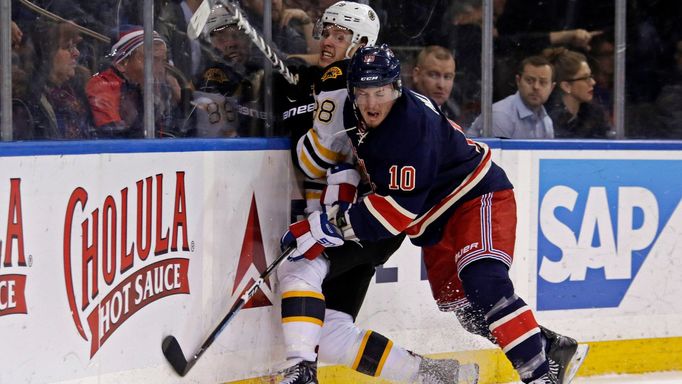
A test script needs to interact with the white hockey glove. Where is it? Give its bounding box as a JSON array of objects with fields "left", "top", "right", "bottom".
[{"left": 280, "top": 210, "right": 344, "bottom": 261}]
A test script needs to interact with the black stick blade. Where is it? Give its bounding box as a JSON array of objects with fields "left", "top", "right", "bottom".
[{"left": 162, "top": 335, "right": 190, "bottom": 376}]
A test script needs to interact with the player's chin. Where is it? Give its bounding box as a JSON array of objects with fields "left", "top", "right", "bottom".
[
  {"left": 363, "top": 113, "right": 385, "bottom": 128},
  {"left": 432, "top": 93, "right": 446, "bottom": 103},
  {"left": 319, "top": 52, "right": 335, "bottom": 67}
]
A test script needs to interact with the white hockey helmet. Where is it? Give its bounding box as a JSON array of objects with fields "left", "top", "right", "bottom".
[
  {"left": 316, "top": 1, "right": 380, "bottom": 58},
  {"left": 204, "top": 4, "right": 238, "bottom": 34}
]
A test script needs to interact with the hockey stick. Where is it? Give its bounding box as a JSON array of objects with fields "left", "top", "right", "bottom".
[
  {"left": 222, "top": 2, "right": 297, "bottom": 84},
  {"left": 187, "top": 0, "right": 297, "bottom": 85},
  {"left": 187, "top": 0, "right": 214, "bottom": 40},
  {"left": 162, "top": 245, "right": 296, "bottom": 376}
]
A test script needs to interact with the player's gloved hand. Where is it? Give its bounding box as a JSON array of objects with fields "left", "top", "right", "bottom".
[
  {"left": 326, "top": 163, "right": 361, "bottom": 187},
  {"left": 321, "top": 163, "right": 360, "bottom": 214},
  {"left": 280, "top": 210, "right": 344, "bottom": 261}
]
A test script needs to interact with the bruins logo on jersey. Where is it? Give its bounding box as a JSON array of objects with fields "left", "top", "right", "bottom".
[
  {"left": 322, "top": 66, "right": 343, "bottom": 81},
  {"left": 203, "top": 68, "right": 230, "bottom": 84}
]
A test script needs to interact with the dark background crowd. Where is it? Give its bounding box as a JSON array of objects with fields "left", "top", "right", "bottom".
[{"left": 5, "top": 0, "right": 682, "bottom": 140}]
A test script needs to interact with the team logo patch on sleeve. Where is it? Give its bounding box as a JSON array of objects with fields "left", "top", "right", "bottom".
[{"left": 322, "top": 66, "right": 343, "bottom": 81}]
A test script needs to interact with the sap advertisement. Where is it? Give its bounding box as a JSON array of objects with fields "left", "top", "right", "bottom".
[{"left": 537, "top": 158, "right": 682, "bottom": 311}]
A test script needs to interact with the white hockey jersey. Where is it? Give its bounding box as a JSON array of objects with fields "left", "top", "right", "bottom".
[{"left": 294, "top": 60, "right": 355, "bottom": 213}]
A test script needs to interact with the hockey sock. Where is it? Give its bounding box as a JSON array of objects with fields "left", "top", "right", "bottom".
[
  {"left": 461, "top": 259, "right": 549, "bottom": 382},
  {"left": 278, "top": 254, "right": 330, "bottom": 362},
  {"left": 281, "top": 289, "right": 326, "bottom": 362},
  {"left": 487, "top": 294, "right": 548, "bottom": 382},
  {"left": 318, "top": 309, "right": 420, "bottom": 381}
]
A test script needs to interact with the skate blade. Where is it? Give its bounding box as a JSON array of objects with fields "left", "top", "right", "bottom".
[
  {"left": 458, "top": 363, "right": 480, "bottom": 384},
  {"left": 563, "top": 344, "right": 589, "bottom": 384}
]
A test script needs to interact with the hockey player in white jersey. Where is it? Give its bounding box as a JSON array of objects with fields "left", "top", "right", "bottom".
[{"left": 277, "top": 2, "right": 478, "bottom": 384}]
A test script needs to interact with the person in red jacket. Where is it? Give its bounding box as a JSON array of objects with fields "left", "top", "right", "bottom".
[{"left": 86, "top": 26, "right": 179, "bottom": 138}]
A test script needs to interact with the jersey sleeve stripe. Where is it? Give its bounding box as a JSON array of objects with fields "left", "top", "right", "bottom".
[
  {"left": 296, "top": 130, "right": 340, "bottom": 178},
  {"left": 405, "top": 142, "right": 492, "bottom": 238},
  {"left": 308, "top": 129, "right": 344, "bottom": 163},
  {"left": 298, "top": 149, "right": 327, "bottom": 179},
  {"left": 364, "top": 194, "right": 417, "bottom": 235}
]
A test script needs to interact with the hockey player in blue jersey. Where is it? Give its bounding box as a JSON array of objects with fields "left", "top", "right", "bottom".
[
  {"left": 276, "top": 2, "right": 478, "bottom": 384},
  {"left": 281, "top": 44, "right": 589, "bottom": 384}
]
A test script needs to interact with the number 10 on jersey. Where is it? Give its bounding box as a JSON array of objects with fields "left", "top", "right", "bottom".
[{"left": 388, "top": 165, "right": 416, "bottom": 191}]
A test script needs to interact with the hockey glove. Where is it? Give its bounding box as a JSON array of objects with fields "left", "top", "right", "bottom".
[
  {"left": 321, "top": 163, "right": 360, "bottom": 212},
  {"left": 280, "top": 210, "right": 344, "bottom": 261}
]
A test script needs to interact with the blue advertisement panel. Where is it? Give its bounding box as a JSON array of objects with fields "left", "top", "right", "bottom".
[{"left": 537, "top": 159, "right": 682, "bottom": 310}]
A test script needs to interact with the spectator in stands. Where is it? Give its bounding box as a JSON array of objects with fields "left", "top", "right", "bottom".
[
  {"left": 241, "top": 0, "right": 317, "bottom": 55},
  {"left": 13, "top": 19, "right": 94, "bottom": 140},
  {"left": 543, "top": 47, "right": 612, "bottom": 138},
  {"left": 86, "top": 26, "right": 179, "bottom": 138},
  {"left": 468, "top": 55, "right": 555, "bottom": 139},
  {"left": 157, "top": 0, "right": 207, "bottom": 80},
  {"left": 192, "top": 5, "right": 267, "bottom": 137},
  {"left": 411, "top": 45, "right": 459, "bottom": 120}
]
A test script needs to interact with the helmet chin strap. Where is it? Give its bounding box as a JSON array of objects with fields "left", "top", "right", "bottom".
[{"left": 344, "top": 43, "right": 358, "bottom": 60}]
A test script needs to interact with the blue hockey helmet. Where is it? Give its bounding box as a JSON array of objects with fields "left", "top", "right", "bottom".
[{"left": 348, "top": 44, "right": 402, "bottom": 98}]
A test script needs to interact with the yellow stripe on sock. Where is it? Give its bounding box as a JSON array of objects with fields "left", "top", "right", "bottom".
[
  {"left": 299, "top": 150, "right": 326, "bottom": 179},
  {"left": 309, "top": 130, "right": 344, "bottom": 163}
]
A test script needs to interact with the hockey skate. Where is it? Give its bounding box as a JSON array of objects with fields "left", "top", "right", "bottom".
[
  {"left": 278, "top": 360, "right": 318, "bottom": 384},
  {"left": 541, "top": 326, "right": 589, "bottom": 384},
  {"left": 416, "top": 356, "right": 479, "bottom": 384}
]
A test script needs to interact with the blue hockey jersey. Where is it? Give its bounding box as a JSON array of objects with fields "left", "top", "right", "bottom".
[{"left": 342, "top": 89, "right": 513, "bottom": 246}]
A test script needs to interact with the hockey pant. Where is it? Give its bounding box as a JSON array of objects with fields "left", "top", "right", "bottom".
[
  {"left": 423, "top": 190, "right": 550, "bottom": 382},
  {"left": 278, "top": 235, "right": 424, "bottom": 381}
]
